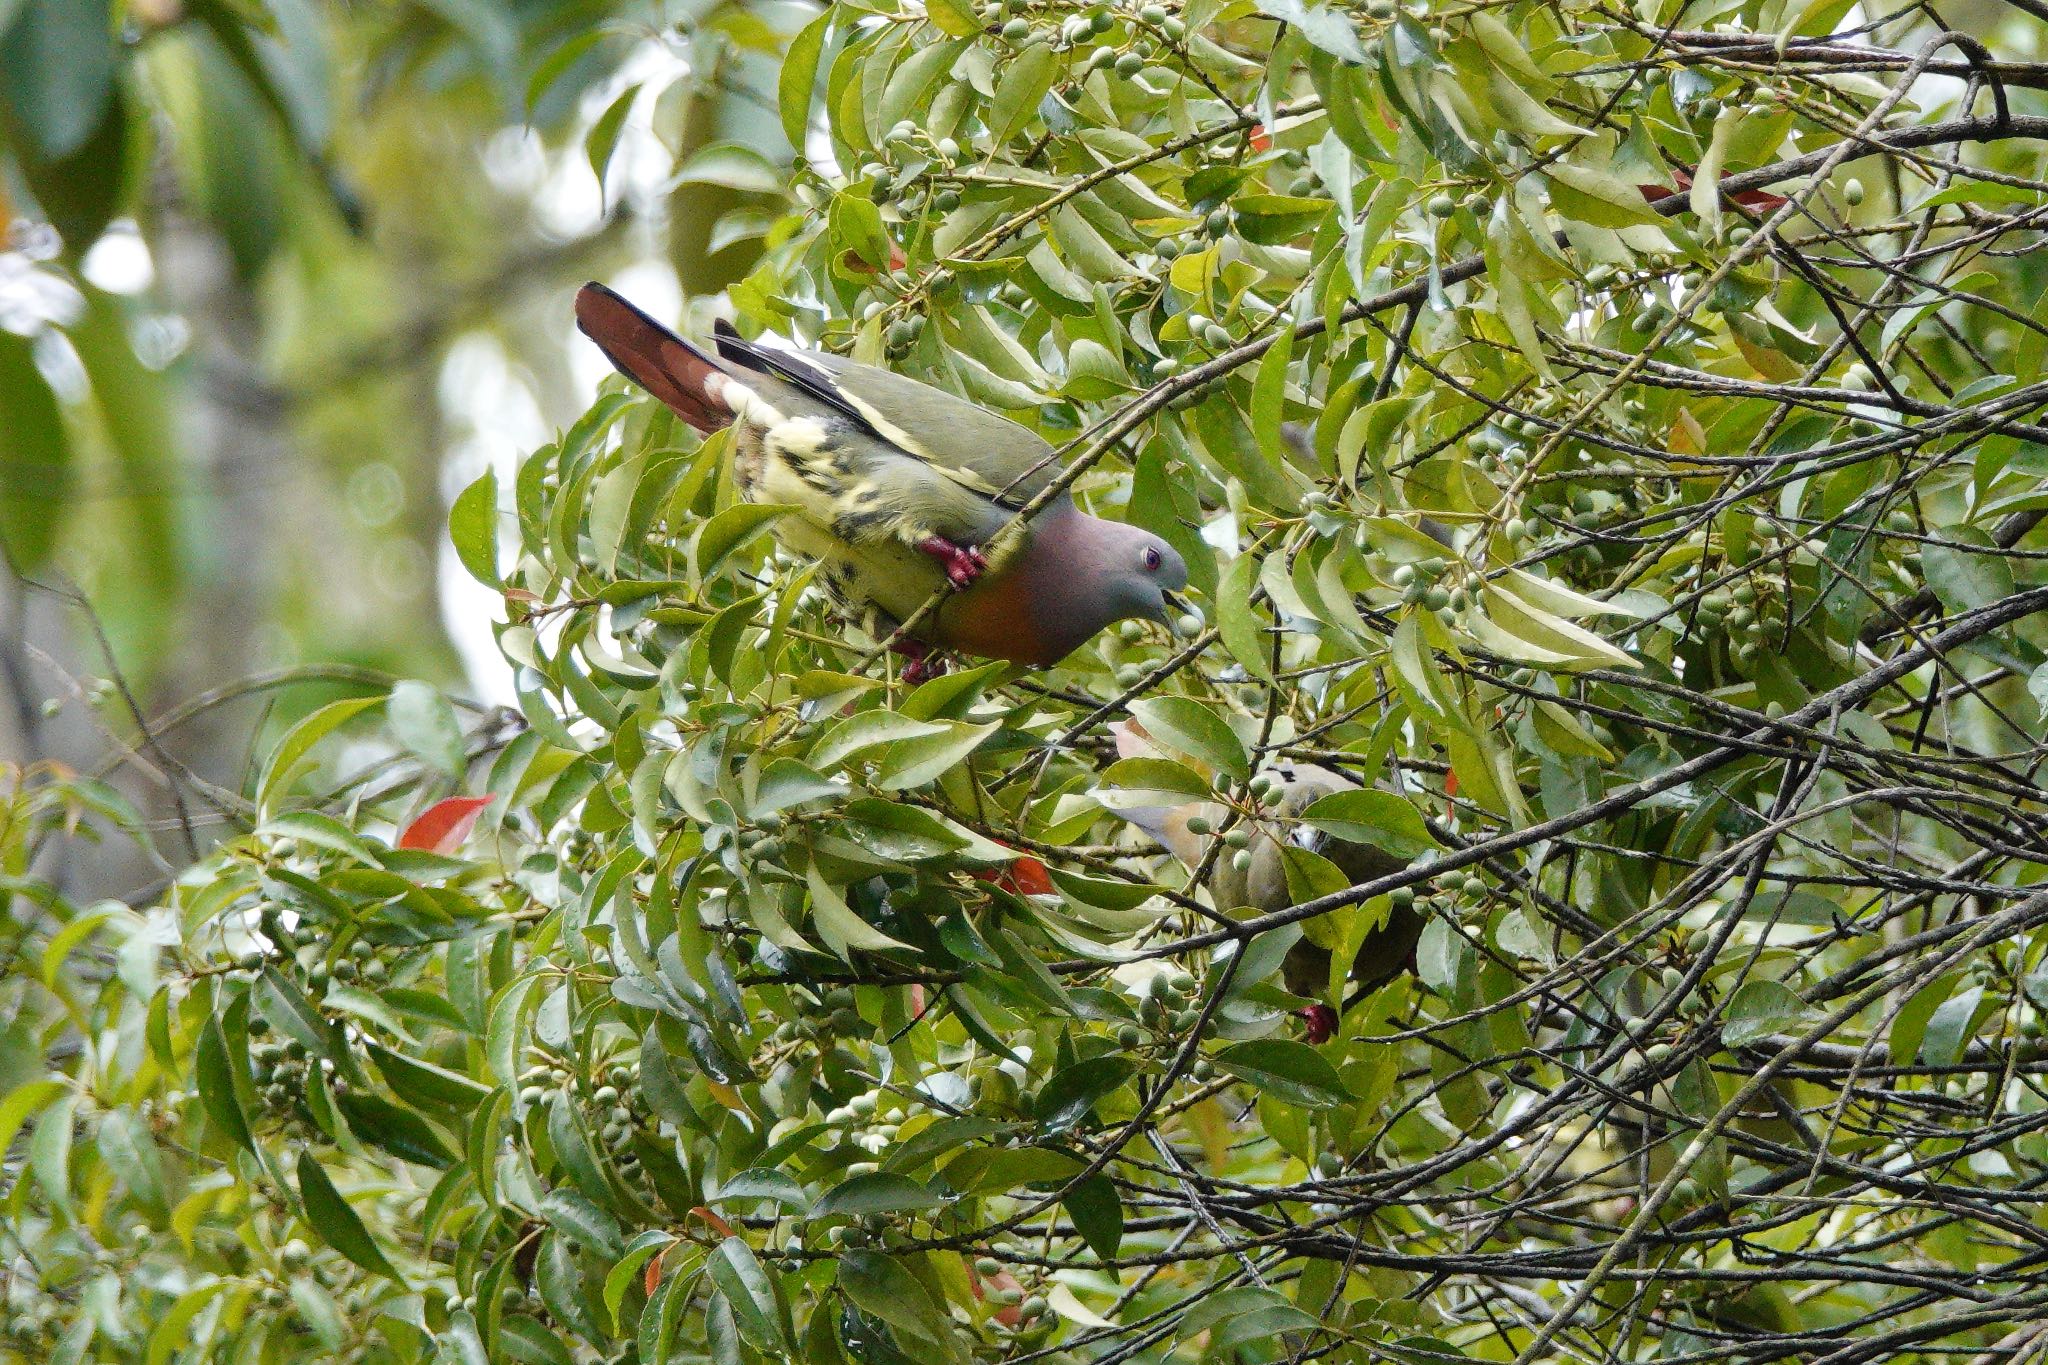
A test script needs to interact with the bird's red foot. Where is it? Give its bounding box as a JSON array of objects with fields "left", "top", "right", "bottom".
[
  {"left": 915, "top": 536, "right": 989, "bottom": 589},
  {"left": 892, "top": 640, "right": 949, "bottom": 685},
  {"left": 1298, "top": 1004, "right": 1338, "bottom": 1045}
]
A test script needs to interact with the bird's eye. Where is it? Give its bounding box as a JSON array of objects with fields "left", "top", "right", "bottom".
[{"left": 1144, "top": 547, "right": 1162, "bottom": 573}]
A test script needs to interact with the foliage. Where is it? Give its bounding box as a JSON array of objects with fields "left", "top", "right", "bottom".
[{"left": 12, "top": 1, "right": 2048, "bottom": 1364}]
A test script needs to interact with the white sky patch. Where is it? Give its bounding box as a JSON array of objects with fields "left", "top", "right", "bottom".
[
  {"left": 436, "top": 332, "right": 551, "bottom": 705},
  {"left": 80, "top": 222, "right": 155, "bottom": 295}
]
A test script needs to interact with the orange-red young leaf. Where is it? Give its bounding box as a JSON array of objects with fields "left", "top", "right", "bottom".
[{"left": 398, "top": 795, "right": 495, "bottom": 853}]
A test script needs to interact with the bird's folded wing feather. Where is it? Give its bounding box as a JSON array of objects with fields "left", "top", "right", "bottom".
[{"left": 712, "top": 320, "right": 1059, "bottom": 508}]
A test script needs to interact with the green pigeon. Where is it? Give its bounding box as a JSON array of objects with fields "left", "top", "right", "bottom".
[
  {"left": 1109, "top": 720, "right": 1423, "bottom": 1042},
  {"left": 574, "top": 283, "right": 1187, "bottom": 678}
]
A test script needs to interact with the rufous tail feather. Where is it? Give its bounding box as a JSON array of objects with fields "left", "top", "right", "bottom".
[{"left": 573, "top": 283, "right": 734, "bottom": 434}]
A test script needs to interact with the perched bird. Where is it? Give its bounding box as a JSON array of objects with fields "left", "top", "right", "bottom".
[
  {"left": 573, "top": 284, "right": 1187, "bottom": 678},
  {"left": 1110, "top": 722, "right": 1424, "bottom": 1042}
]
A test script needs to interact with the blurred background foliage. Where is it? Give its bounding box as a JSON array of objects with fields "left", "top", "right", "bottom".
[{"left": 0, "top": 0, "right": 793, "bottom": 892}]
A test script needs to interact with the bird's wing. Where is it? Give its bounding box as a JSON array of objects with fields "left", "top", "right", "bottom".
[
  {"left": 574, "top": 284, "right": 736, "bottom": 434},
  {"left": 712, "top": 321, "right": 1059, "bottom": 508}
]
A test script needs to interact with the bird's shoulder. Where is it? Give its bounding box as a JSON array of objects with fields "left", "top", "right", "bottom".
[{"left": 715, "top": 322, "right": 1058, "bottom": 506}]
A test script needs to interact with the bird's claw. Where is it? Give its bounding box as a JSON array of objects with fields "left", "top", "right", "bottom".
[
  {"left": 916, "top": 536, "right": 989, "bottom": 589},
  {"left": 892, "top": 640, "right": 949, "bottom": 685}
]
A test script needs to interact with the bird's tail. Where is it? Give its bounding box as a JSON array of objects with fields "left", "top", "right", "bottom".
[{"left": 573, "top": 283, "right": 734, "bottom": 434}]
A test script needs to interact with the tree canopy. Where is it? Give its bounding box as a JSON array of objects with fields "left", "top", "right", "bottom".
[{"left": 11, "top": 1, "right": 2048, "bottom": 1364}]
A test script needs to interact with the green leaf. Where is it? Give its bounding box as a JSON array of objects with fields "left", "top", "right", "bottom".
[
  {"left": 1922, "top": 984, "right": 1985, "bottom": 1068},
  {"left": 693, "top": 502, "right": 794, "bottom": 583},
  {"left": 1128, "top": 696, "right": 1250, "bottom": 782},
  {"left": 927, "top": 0, "right": 979, "bottom": 35},
  {"left": 257, "top": 694, "right": 384, "bottom": 810},
  {"left": 368, "top": 1043, "right": 493, "bottom": 1110},
  {"left": 672, "top": 142, "right": 787, "bottom": 194},
  {"left": 1544, "top": 161, "right": 1671, "bottom": 228},
  {"left": 1922, "top": 526, "right": 2015, "bottom": 615},
  {"left": 811, "top": 1171, "right": 944, "bottom": 1219},
  {"left": 1064, "top": 1174, "right": 1124, "bottom": 1260},
  {"left": 389, "top": 681, "right": 468, "bottom": 780},
  {"left": 1096, "top": 756, "right": 1216, "bottom": 810},
  {"left": 708, "top": 1236, "right": 788, "bottom": 1353},
  {"left": 1034, "top": 1054, "right": 1140, "bottom": 1134},
  {"left": 449, "top": 468, "right": 500, "bottom": 587},
  {"left": 1256, "top": 0, "right": 1367, "bottom": 62},
  {"left": 829, "top": 191, "right": 894, "bottom": 272},
  {"left": 715, "top": 1168, "right": 811, "bottom": 1210},
  {"left": 0, "top": 0, "right": 113, "bottom": 161},
  {"left": 585, "top": 82, "right": 637, "bottom": 201},
  {"left": 779, "top": 8, "right": 831, "bottom": 148},
  {"left": 875, "top": 720, "right": 998, "bottom": 790},
  {"left": 1298, "top": 788, "right": 1434, "bottom": 859},
  {"left": 1216, "top": 549, "right": 1278, "bottom": 681},
  {"left": 1213, "top": 1039, "right": 1353, "bottom": 1107},
  {"left": 524, "top": 29, "right": 608, "bottom": 114},
  {"left": 0, "top": 329, "right": 70, "bottom": 570},
  {"left": 807, "top": 862, "right": 915, "bottom": 956},
  {"left": 1251, "top": 324, "right": 1294, "bottom": 454},
  {"left": 28, "top": 1091, "right": 75, "bottom": 1216},
  {"left": 812, "top": 709, "right": 949, "bottom": 771},
  {"left": 540, "top": 1188, "right": 625, "bottom": 1258},
  {"left": 257, "top": 965, "right": 340, "bottom": 1062},
  {"left": 16, "top": 69, "right": 127, "bottom": 250},
  {"left": 297, "top": 1151, "right": 405, "bottom": 1283},
  {"left": 837, "top": 1250, "right": 956, "bottom": 1349},
  {"left": 336, "top": 1092, "right": 455, "bottom": 1167},
  {"left": 989, "top": 40, "right": 1056, "bottom": 143},
  {"left": 1720, "top": 979, "right": 1811, "bottom": 1047},
  {"left": 195, "top": 1015, "right": 255, "bottom": 1154}
]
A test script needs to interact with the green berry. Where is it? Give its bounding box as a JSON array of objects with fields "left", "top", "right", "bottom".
[
  {"left": 1843, "top": 177, "right": 1865, "bottom": 206},
  {"left": 1427, "top": 192, "right": 1457, "bottom": 218},
  {"left": 1116, "top": 51, "right": 1143, "bottom": 75},
  {"left": 1002, "top": 16, "right": 1030, "bottom": 40}
]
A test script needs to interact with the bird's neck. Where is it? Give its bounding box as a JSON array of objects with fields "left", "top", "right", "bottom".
[{"left": 937, "top": 498, "right": 1102, "bottom": 666}]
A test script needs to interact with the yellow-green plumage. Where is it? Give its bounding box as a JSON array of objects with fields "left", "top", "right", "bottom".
[{"left": 573, "top": 283, "right": 1187, "bottom": 670}]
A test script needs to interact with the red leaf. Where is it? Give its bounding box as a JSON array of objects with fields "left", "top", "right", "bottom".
[
  {"left": 972, "top": 852, "right": 1055, "bottom": 898},
  {"left": 689, "top": 1206, "right": 736, "bottom": 1239},
  {"left": 1248, "top": 123, "right": 1272, "bottom": 153},
  {"left": 977, "top": 1267, "right": 1025, "bottom": 1325},
  {"left": 398, "top": 795, "right": 495, "bottom": 853},
  {"left": 1640, "top": 168, "right": 1788, "bottom": 213}
]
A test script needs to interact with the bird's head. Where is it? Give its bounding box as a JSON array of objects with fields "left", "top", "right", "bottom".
[{"left": 1095, "top": 525, "right": 1188, "bottom": 626}]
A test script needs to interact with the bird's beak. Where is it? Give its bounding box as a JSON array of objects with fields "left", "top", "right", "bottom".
[{"left": 1157, "top": 589, "right": 1189, "bottom": 624}]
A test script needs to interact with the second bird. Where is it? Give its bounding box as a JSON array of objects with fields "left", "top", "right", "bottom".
[{"left": 573, "top": 284, "right": 1187, "bottom": 679}]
